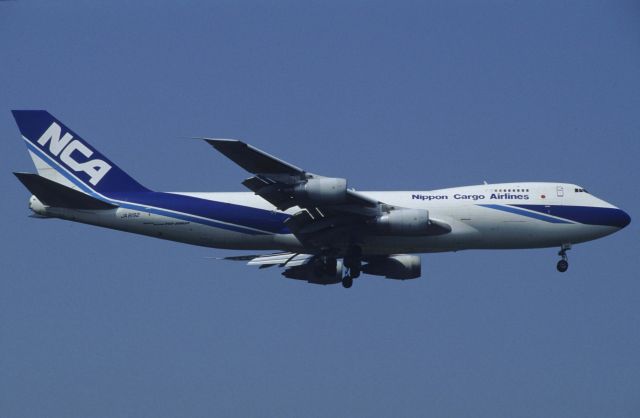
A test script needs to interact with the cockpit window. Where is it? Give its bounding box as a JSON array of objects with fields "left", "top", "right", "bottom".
[{"left": 574, "top": 188, "right": 589, "bottom": 193}]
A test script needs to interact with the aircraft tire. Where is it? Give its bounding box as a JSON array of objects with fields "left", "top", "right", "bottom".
[
  {"left": 342, "top": 276, "right": 353, "bottom": 288},
  {"left": 557, "top": 259, "right": 569, "bottom": 273}
]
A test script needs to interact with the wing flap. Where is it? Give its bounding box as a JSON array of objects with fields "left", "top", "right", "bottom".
[{"left": 222, "top": 252, "right": 312, "bottom": 268}]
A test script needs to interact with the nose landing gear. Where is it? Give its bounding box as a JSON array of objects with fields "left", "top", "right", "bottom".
[{"left": 557, "top": 244, "right": 571, "bottom": 272}]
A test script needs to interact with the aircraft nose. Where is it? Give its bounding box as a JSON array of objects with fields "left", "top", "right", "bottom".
[{"left": 613, "top": 208, "right": 631, "bottom": 229}]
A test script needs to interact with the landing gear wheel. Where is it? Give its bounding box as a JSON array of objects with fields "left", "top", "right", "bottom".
[
  {"left": 342, "top": 276, "right": 353, "bottom": 288},
  {"left": 556, "top": 244, "right": 571, "bottom": 273},
  {"left": 344, "top": 247, "right": 362, "bottom": 279},
  {"left": 557, "top": 259, "right": 569, "bottom": 273}
]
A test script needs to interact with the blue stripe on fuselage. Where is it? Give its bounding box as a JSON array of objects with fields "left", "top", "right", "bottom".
[
  {"left": 480, "top": 203, "right": 629, "bottom": 227},
  {"left": 25, "top": 140, "right": 291, "bottom": 235},
  {"left": 478, "top": 204, "right": 573, "bottom": 223},
  {"left": 511, "top": 204, "right": 630, "bottom": 228},
  {"left": 110, "top": 191, "right": 291, "bottom": 234}
]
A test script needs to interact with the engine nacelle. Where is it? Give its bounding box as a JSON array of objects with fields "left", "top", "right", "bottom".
[
  {"left": 374, "top": 209, "right": 430, "bottom": 235},
  {"left": 293, "top": 177, "right": 347, "bottom": 204},
  {"left": 362, "top": 255, "right": 421, "bottom": 280},
  {"left": 282, "top": 258, "right": 343, "bottom": 285}
]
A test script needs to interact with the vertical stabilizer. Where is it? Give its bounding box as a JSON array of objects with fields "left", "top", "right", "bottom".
[{"left": 12, "top": 110, "right": 149, "bottom": 196}]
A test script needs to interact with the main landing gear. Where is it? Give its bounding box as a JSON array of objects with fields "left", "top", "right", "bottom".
[
  {"left": 341, "top": 247, "right": 362, "bottom": 289},
  {"left": 342, "top": 276, "right": 353, "bottom": 288},
  {"left": 342, "top": 262, "right": 360, "bottom": 288},
  {"left": 557, "top": 244, "right": 571, "bottom": 273}
]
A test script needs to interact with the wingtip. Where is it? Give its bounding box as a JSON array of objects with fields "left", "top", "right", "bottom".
[{"left": 202, "top": 138, "right": 245, "bottom": 146}]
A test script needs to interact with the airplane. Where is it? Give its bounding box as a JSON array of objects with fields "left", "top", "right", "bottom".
[{"left": 11, "top": 110, "right": 631, "bottom": 288}]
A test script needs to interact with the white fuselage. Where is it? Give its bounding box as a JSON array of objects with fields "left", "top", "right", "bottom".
[{"left": 29, "top": 182, "right": 628, "bottom": 256}]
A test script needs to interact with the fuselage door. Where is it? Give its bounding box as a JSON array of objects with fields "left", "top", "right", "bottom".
[{"left": 556, "top": 185, "right": 564, "bottom": 198}]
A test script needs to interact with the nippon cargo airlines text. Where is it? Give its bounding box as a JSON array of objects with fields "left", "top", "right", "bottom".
[{"left": 412, "top": 193, "right": 531, "bottom": 201}]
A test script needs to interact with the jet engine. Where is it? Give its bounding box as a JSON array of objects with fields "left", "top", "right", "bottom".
[
  {"left": 293, "top": 177, "right": 348, "bottom": 204},
  {"left": 282, "top": 258, "right": 344, "bottom": 285},
  {"left": 362, "top": 255, "right": 421, "bottom": 280},
  {"left": 374, "top": 209, "right": 430, "bottom": 235}
]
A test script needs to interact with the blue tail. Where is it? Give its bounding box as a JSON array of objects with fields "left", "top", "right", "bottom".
[{"left": 12, "top": 110, "right": 149, "bottom": 195}]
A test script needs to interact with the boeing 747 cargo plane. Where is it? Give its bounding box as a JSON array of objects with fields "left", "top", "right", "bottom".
[{"left": 12, "top": 111, "right": 631, "bottom": 288}]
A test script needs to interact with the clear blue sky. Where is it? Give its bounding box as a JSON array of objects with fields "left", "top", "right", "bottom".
[{"left": 1, "top": 1, "right": 639, "bottom": 417}]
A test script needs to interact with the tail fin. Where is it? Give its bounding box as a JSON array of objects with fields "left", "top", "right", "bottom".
[{"left": 12, "top": 110, "right": 149, "bottom": 196}]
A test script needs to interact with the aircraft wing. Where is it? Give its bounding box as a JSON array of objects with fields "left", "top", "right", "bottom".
[
  {"left": 204, "top": 139, "right": 450, "bottom": 253},
  {"left": 220, "top": 252, "right": 344, "bottom": 285},
  {"left": 205, "top": 139, "right": 305, "bottom": 176},
  {"left": 204, "top": 139, "right": 379, "bottom": 213},
  {"left": 222, "top": 252, "right": 312, "bottom": 268}
]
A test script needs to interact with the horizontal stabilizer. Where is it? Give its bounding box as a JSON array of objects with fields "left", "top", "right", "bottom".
[{"left": 14, "top": 172, "right": 118, "bottom": 210}]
